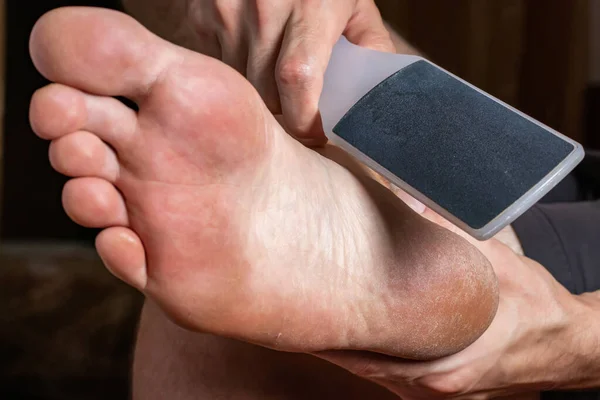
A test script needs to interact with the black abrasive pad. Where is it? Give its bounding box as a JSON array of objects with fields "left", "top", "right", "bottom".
[{"left": 333, "top": 60, "right": 574, "bottom": 229}]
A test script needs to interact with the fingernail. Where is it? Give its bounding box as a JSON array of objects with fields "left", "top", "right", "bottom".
[
  {"left": 392, "top": 187, "right": 426, "bottom": 214},
  {"left": 298, "top": 135, "right": 328, "bottom": 148}
]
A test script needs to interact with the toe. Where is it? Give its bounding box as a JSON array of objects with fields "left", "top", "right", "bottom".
[
  {"left": 30, "top": 84, "right": 86, "bottom": 140},
  {"left": 49, "top": 131, "right": 120, "bottom": 181},
  {"left": 31, "top": 84, "right": 138, "bottom": 148},
  {"left": 96, "top": 227, "right": 147, "bottom": 291},
  {"left": 62, "top": 177, "right": 129, "bottom": 228},
  {"left": 30, "top": 7, "right": 177, "bottom": 101}
]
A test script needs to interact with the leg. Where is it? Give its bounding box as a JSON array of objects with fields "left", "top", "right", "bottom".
[
  {"left": 29, "top": 7, "right": 497, "bottom": 360},
  {"left": 133, "top": 301, "right": 398, "bottom": 400}
]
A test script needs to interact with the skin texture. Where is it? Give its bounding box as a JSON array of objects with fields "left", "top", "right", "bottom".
[
  {"left": 122, "top": 0, "right": 395, "bottom": 145},
  {"left": 29, "top": 7, "right": 497, "bottom": 361}
]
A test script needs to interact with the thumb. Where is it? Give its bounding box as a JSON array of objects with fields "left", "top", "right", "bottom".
[
  {"left": 314, "top": 350, "right": 437, "bottom": 399},
  {"left": 343, "top": 0, "right": 395, "bottom": 52}
]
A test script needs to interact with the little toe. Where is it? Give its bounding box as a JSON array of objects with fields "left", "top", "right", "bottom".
[
  {"left": 49, "top": 131, "right": 120, "bottom": 181},
  {"left": 31, "top": 83, "right": 138, "bottom": 149},
  {"left": 62, "top": 177, "right": 129, "bottom": 228},
  {"left": 96, "top": 227, "right": 147, "bottom": 291}
]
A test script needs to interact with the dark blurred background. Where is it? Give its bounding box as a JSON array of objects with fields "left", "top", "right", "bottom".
[{"left": 0, "top": 0, "right": 597, "bottom": 399}]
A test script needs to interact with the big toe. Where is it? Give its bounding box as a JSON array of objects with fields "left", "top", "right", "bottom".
[{"left": 29, "top": 6, "right": 175, "bottom": 100}]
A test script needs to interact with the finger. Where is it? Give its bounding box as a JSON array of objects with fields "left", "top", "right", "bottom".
[
  {"left": 364, "top": 166, "right": 426, "bottom": 213},
  {"left": 245, "top": 0, "right": 292, "bottom": 113},
  {"left": 212, "top": 0, "right": 248, "bottom": 74},
  {"left": 343, "top": 0, "right": 395, "bottom": 53},
  {"left": 184, "top": 1, "right": 223, "bottom": 57},
  {"left": 276, "top": 4, "right": 349, "bottom": 146},
  {"left": 314, "top": 350, "right": 437, "bottom": 381}
]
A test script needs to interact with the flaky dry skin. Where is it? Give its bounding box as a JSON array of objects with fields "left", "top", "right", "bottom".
[{"left": 29, "top": 7, "right": 497, "bottom": 360}]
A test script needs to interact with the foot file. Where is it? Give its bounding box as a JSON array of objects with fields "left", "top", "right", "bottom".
[{"left": 319, "top": 36, "right": 584, "bottom": 240}]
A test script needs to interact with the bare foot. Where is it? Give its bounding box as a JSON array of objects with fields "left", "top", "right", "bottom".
[{"left": 29, "top": 7, "right": 497, "bottom": 360}]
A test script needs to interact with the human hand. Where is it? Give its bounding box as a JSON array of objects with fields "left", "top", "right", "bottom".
[
  {"left": 179, "top": 0, "right": 394, "bottom": 145},
  {"left": 317, "top": 209, "right": 594, "bottom": 399}
]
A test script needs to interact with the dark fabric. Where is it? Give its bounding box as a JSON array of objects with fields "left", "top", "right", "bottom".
[
  {"left": 512, "top": 150, "right": 600, "bottom": 399},
  {"left": 513, "top": 201, "right": 600, "bottom": 295},
  {"left": 537, "top": 149, "right": 600, "bottom": 204},
  {"left": 538, "top": 173, "right": 582, "bottom": 203}
]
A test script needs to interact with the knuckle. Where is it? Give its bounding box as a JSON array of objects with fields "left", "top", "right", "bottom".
[
  {"left": 276, "top": 58, "right": 318, "bottom": 89},
  {"left": 418, "top": 370, "right": 473, "bottom": 396},
  {"left": 345, "top": 358, "right": 386, "bottom": 380}
]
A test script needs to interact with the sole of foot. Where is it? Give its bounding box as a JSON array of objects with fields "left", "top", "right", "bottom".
[{"left": 29, "top": 7, "right": 498, "bottom": 360}]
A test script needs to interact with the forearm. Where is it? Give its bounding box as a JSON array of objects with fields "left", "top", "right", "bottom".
[
  {"left": 520, "top": 288, "right": 600, "bottom": 391},
  {"left": 508, "top": 200, "right": 600, "bottom": 390},
  {"left": 556, "top": 291, "right": 600, "bottom": 389}
]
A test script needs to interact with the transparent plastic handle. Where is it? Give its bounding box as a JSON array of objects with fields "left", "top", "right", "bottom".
[{"left": 319, "top": 36, "right": 422, "bottom": 134}]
